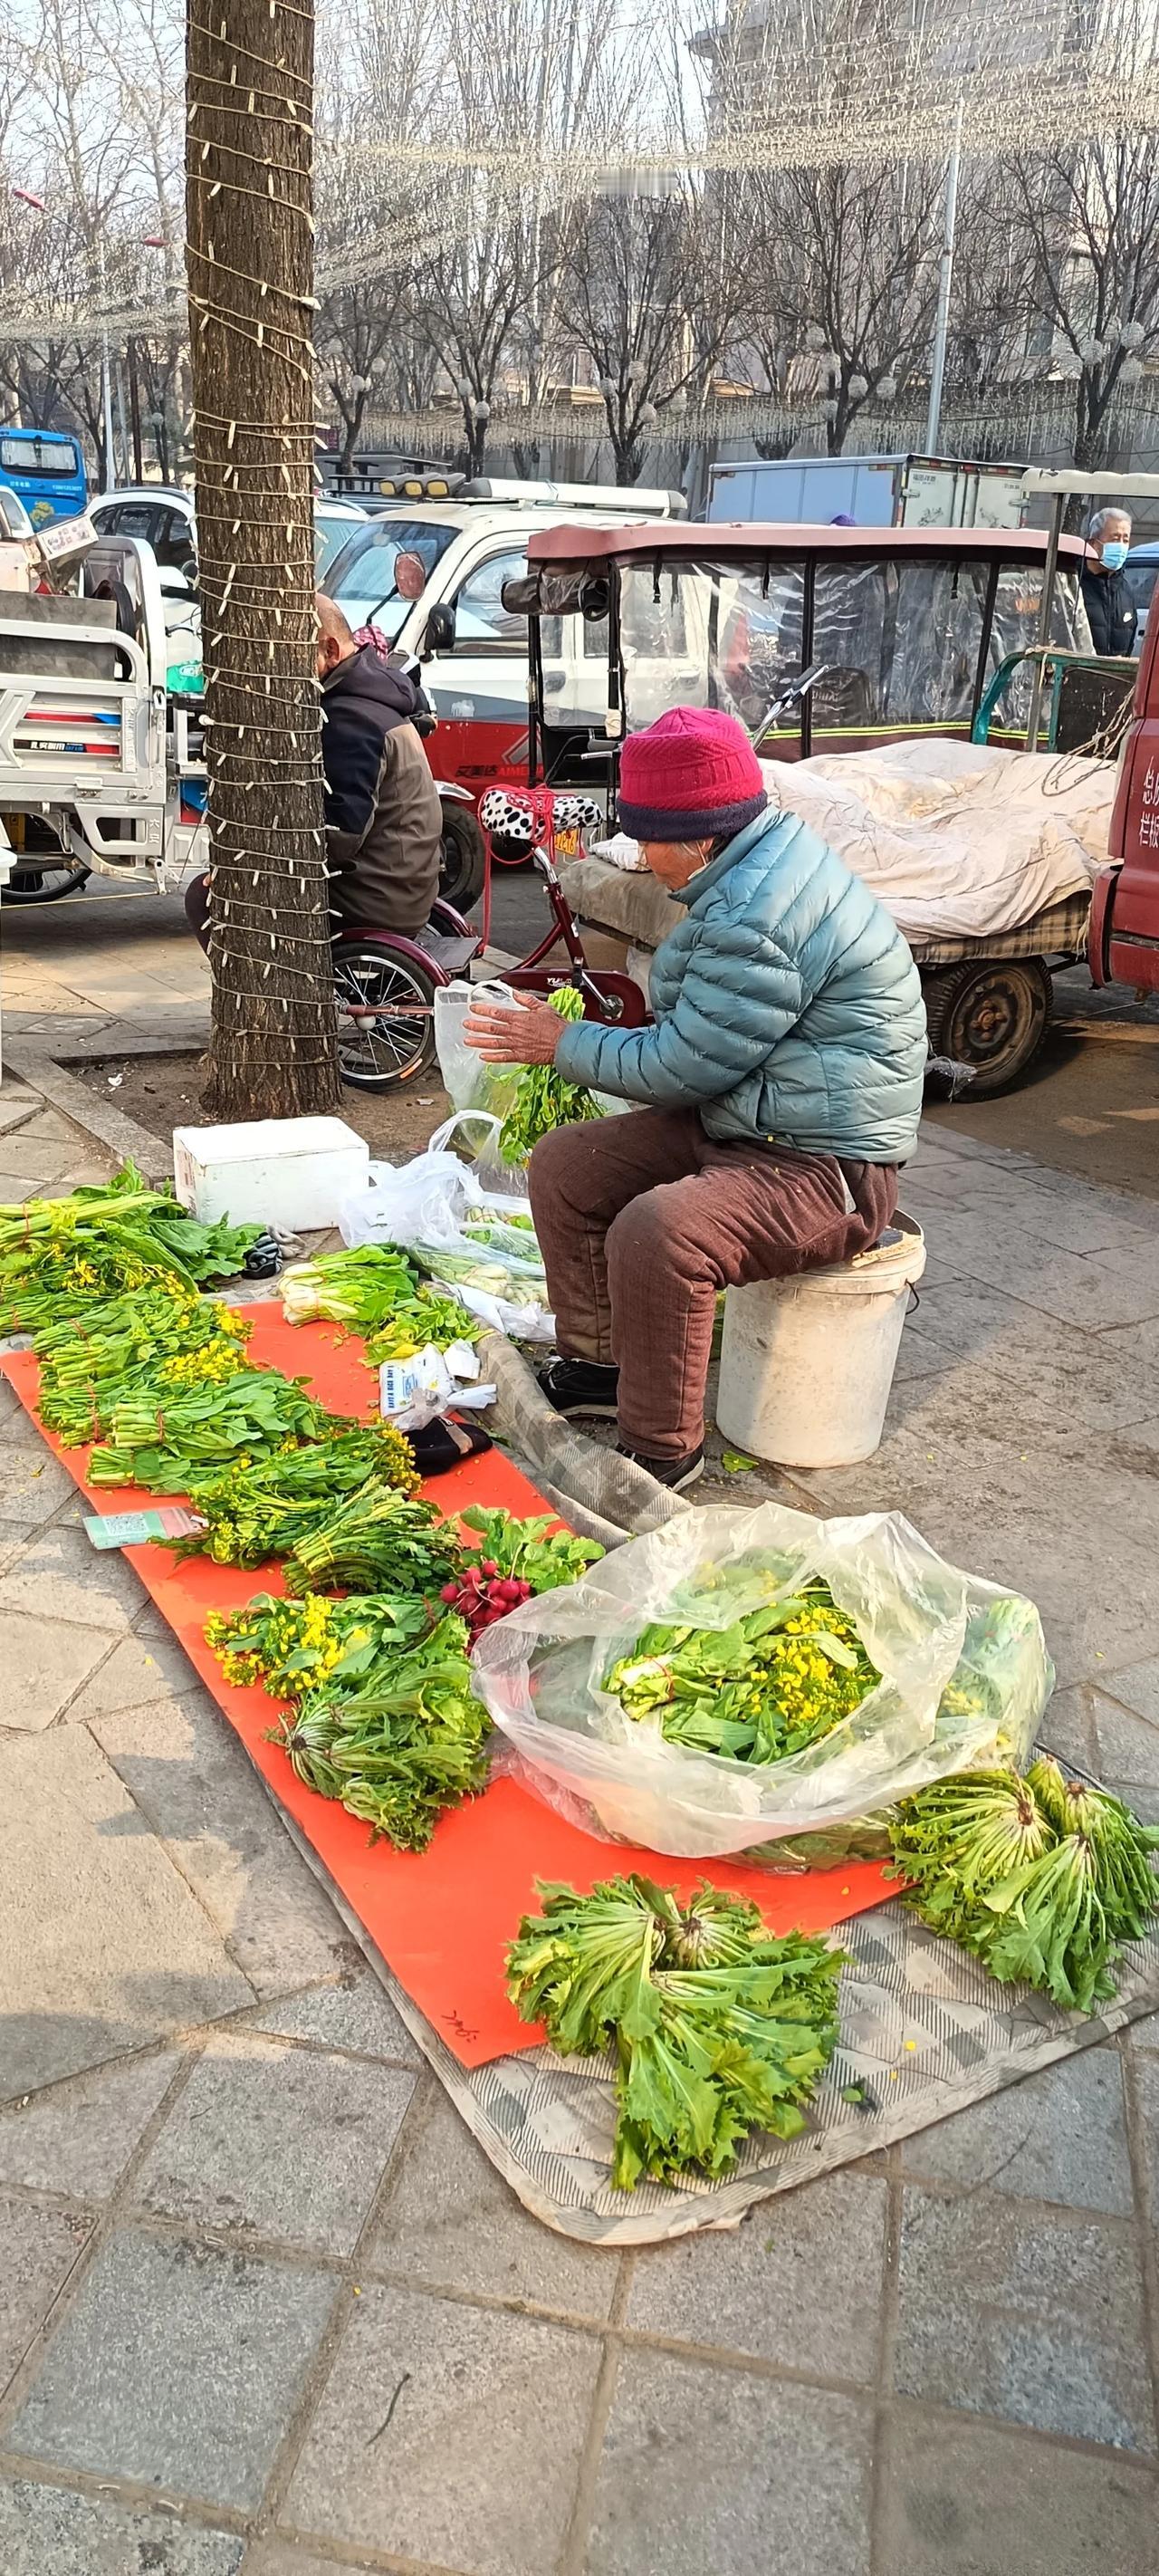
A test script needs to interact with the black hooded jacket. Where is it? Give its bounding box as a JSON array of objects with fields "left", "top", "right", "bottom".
[{"left": 321, "top": 645, "right": 441, "bottom": 932}]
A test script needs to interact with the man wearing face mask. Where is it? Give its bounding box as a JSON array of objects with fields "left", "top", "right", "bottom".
[
  {"left": 464, "top": 706, "right": 927, "bottom": 1490},
  {"left": 1080, "top": 509, "right": 1137, "bottom": 657}
]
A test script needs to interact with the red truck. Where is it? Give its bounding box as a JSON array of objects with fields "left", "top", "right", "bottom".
[{"left": 1092, "top": 597, "right": 1159, "bottom": 996}]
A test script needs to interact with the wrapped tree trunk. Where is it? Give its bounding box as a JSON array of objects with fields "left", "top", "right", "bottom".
[{"left": 186, "top": 0, "right": 340, "bottom": 1116}]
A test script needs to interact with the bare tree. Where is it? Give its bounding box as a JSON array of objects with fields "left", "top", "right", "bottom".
[
  {"left": 187, "top": 0, "right": 340, "bottom": 1116},
  {"left": 1009, "top": 84, "right": 1159, "bottom": 471}
]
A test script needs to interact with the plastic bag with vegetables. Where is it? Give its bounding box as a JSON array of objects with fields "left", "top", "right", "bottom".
[{"left": 471, "top": 1499, "right": 1054, "bottom": 1862}]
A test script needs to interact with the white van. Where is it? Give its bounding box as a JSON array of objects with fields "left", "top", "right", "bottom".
[{"left": 321, "top": 479, "right": 685, "bottom": 815}]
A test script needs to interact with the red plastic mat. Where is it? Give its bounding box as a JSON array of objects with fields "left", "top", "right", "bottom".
[{"left": 2, "top": 1306, "right": 895, "bottom": 2064}]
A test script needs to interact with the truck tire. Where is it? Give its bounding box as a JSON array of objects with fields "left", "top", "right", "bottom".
[
  {"left": 438, "top": 803, "right": 485, "bottom": 910},
  {"left": 923, "top": 957, "right": 1052, "bottom": 1098}
]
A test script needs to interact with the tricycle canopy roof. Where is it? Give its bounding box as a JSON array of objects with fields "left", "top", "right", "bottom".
[
  {"left": 508, "top": 521, "right": 1089, "bottom": 616},
  {"left": 527, "top": 519, "right": 1090, "bottom": 568}
]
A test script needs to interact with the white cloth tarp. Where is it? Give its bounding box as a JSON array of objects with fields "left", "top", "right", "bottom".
[
  {"left": 757, "top": 739, "right": 1113, "bottom": 940},
  {"left": 595, "top": 739, "right": 1116, "bottom": 943}
]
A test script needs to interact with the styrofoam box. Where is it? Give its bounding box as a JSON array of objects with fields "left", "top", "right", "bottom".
[{"left": 173, "top": 1117, "right": 370, "bottom": 1230}]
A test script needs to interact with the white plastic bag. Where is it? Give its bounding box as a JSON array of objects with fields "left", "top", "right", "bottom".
[
  {"left": 470, "top": 1500, "right": 1053, "bottom": 1860},
  {"left": 339, "top": 1148, "right": 554, "bottom": 1337}
]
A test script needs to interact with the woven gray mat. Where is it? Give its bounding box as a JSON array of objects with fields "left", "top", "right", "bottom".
[{"left": 280, "top": 1756, "right": 1159, "bottom": 2248}]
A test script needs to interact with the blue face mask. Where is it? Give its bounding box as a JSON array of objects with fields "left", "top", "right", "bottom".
[{"left": 1101, "top": 539, "right": 1129, "bottom": 572}]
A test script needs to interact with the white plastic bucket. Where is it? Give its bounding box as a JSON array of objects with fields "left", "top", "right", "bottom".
[{"left": 715, "top": 1215, "right": 926, "bottom": 1468}]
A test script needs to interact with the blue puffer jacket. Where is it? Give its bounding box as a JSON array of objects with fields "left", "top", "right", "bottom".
[{"left": 555, "top": 803, "right": 927, "bottom": 1162}]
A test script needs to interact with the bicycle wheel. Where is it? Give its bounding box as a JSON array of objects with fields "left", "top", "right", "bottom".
[{"left": 333, "top": 943, "right": 437, "bottom": 1091}]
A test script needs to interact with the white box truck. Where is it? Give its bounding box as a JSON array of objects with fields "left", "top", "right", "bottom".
[{"left": 707, "top": 454, "right": 1027, "bottom": 531}]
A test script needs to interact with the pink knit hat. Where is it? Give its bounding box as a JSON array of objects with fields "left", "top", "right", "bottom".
[{"left": 618, "top": 706, "right": 768, "bottom": 843}]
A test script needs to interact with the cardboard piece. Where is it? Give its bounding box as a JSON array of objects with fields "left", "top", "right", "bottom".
[{"left": 2, "top": 1305, "right": 895, "bottom": 2065}]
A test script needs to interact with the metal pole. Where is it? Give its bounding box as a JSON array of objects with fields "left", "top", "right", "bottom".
[
  {"left": 95, "top": 239, "right": 115, "bottom": 491},
  {"left": 128, "top": 341, "right": 144, "bottom": 483},
  {"left": 114, "top": 359, "right": 129, "bottom": 486},
  {"left": 924, "top": 94, "right": 963, "bottom": 455},
  {"left": 1024, "top": 488, "right": 1065, "bottom": 751}
]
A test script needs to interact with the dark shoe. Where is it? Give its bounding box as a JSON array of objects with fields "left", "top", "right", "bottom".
[
  {"left": 539, "top": 1355, "right": 620, "bottom": 1418},
  {"left": 407, "top": 1416, "right": 493, "bottom": 1476},
  {"left": 617, "top": 1443, "right": 704, "bottom": 1492}
]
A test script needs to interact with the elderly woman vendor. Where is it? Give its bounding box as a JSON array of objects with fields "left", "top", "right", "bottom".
[{"left": 465, "top": 706, "right": 926, "bottom": 1491}]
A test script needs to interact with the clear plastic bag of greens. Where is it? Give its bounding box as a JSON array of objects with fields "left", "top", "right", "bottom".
[{"left": 470, "top": 1500, "right": 1053, "bottom": 1861}]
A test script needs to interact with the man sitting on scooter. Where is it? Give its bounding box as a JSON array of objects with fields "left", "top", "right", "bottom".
[{"left": 185, "top": 593, "right": 442, "bottom": 951}]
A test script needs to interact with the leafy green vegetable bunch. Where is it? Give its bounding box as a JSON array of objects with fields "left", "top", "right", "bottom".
[
  {"left": 498, "top": 986, "right": 606, "bottom": 1165},
  {"left": 34, "top": 1286, "right": 252, "bottom": 1447},
  {"left": 282, "top": 1245, "right": 477, "bottom": 1362},
  {"left": 364, "top": 1282, "right": 480, "bottom": 1363},
  {"left": 282, "top": 1243, "right": 418, "bottom": 1327},
  {"left": 272, "top": 1612, "right": 486, "bottom": 1850},
  {"left": 0, "top": 1164, "right": 261, "bottom": 1330},
  {"left": 282, "top": 1478, "right": 461, "bottom": 1599},
  {"left": 87, "top": 1366, "right": 324, "bottom": 1490},
  {"left": 507, "top": 1874, "right": 845, "bottom": 2190},
  {"left": 605, "top": 1577, "right": 879, "bottom": 1764},
  {"left": 458, "top": 1506, "right": 603, "bottom": 1593},
  {"left": 206, "top": 1588, "right": 433, "bottom": 1700},
  {"left": 174, "top": 1420, "right": 421, "bottom": 1565},
  {"left": 890, "top": 1756, "right": 1159, "bottom": 2014}
]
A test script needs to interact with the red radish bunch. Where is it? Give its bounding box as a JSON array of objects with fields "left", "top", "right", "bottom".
[{"left": 440, "top": 1556, "right": 534, "bottom": 1639}]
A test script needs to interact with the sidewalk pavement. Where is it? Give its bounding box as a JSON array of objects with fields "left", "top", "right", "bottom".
[{"left": 1, "top": 1110, "right": 1159, "bottom": 2575}]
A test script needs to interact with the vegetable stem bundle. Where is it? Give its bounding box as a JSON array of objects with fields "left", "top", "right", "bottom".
[
  {"left": 508, "top": 1875, "right": 844, "bottom": 2189},
  {"left": 890, "top": 1757, "right": 1159, "bottom": 2013}
]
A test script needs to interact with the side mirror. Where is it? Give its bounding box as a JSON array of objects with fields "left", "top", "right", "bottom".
[
  {"left": 424, "top": 601, "right": 455, "bottom": 655},
  {"left": 180, "top": 557, "right": 198, "bottom": 586}
]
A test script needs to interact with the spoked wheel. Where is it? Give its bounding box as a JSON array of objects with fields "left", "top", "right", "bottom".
[
  {"left": 923, "top": 957, "right": 1052, "bottom": 1098},
  {"left": 333, "top": 943, "right": 437, "bottom": 1091}
]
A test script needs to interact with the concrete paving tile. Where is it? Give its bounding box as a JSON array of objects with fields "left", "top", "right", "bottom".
[
  {"left": 0, "top": 2195, "right": 91, "bottom": 2391},
  {"left": 911, "top": 1278, "right": 1157, "bottom": 1434},
  {"left": 0, "top": 1093, "right": 41, "bottom": 1138},
  {"left": 250, "top": 1970, "right": 422, "bottom": 2069},
  {"left": 0, "top": 2049, "right": 180, "bottom": 2200},
  {"left": 0, "top": 2479, "right": 245, "bottom": 2576},
  {"left": 584, "top": 2349, "right": 872, "bottom": 2576},
  {"left": 86, "top": 1687, "right": 352, "bottom": 1995},
  {"left": 0, "top": 1174, "right": 62, "bottom": 1202},
  {"left": 0, "top": 1525, "right": 148, "bottom": 1633},
  {"left": 1098, "top": 1652, "right": 1159, "bottom": 1726},
  {"left": 899, "top": 2047, "right": 1134, "bottom": 2214},
  {"left": 0, "top": 1610, "right": 118, "bottom": 1735},
  {"left": 283, "top": 2281, "right": 601, "bottom": 2576},
  {"left": 622, "top": 2170, "right": 886, "bottom": 2381},
  {"left": 0, "top": 1726, "right": 252, "bottom": 2101},
  {"left": 363, "top": 2085, "right": 618, "bottom": 2315},
  {"left": 895, "top": 2185, "right": 1154, "bottom": 2452},
  {"left": 1039, "top": 1684, "right": 1099, "bottom": 1773},
  {"left": 66, "top": 1626, "right": 203, "bottom": 1717},
  {"left": 1087, "top": 1690, "right": 1159, "bottom": 1789},
  {"left": 8, "top": 2228, "right": 340, "bottom": 2513},
  {"left": 915, "top": 1217, "right": 1159, "bottom": 1331},
  {"left": 132, "top": 2029, "right": 415, "bottom": 2255},
  {"left": 0, "top": 1139, "right": 83, "bottom": 1184},
  {"left": 1134, "top": 2054, "right": 1159, "bottom": 2228},
  {"left": 0, "top": 1443, "right": 76, "bottom": 1525},
  {"left": 243, "top": 2552, "right": 373, "bottom": 2576},
  {"left": 1098, "top": 1312, "right": 1159, "bottom": 1373},
  {"left": 878, "top": 2409, "right": 1159, "bottom": 2576}
]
